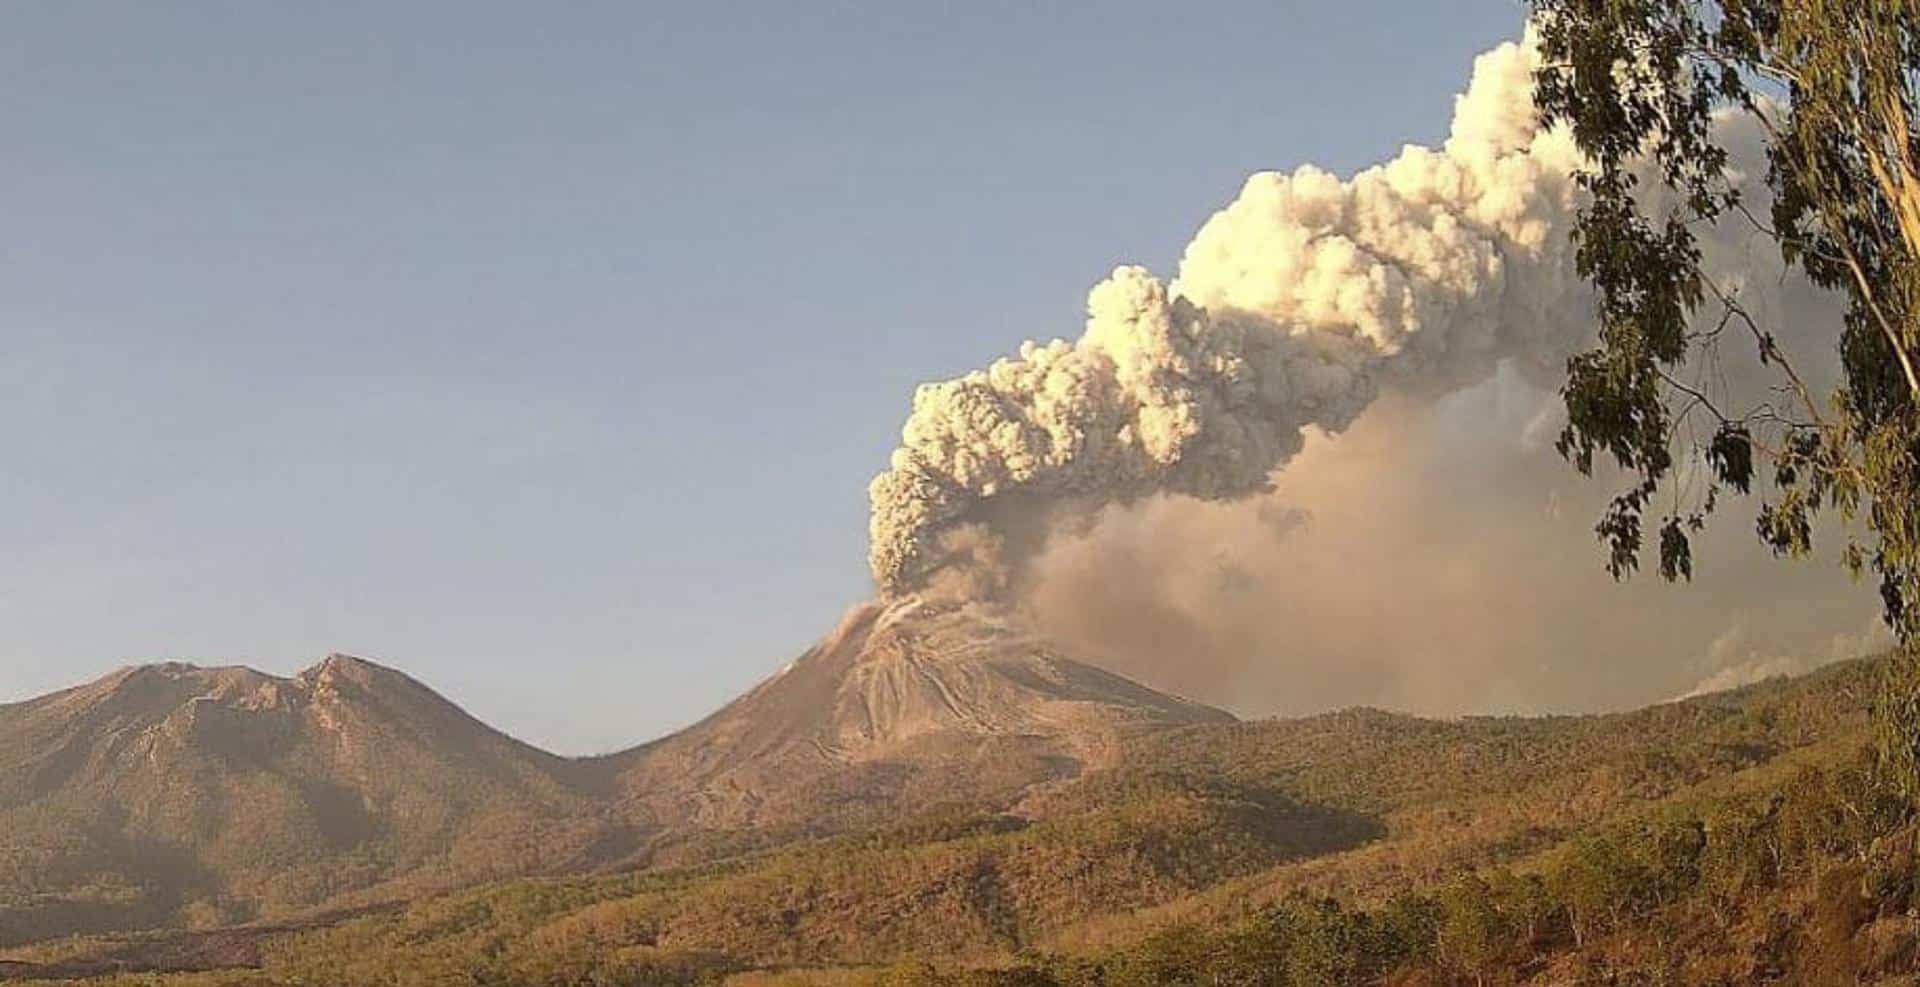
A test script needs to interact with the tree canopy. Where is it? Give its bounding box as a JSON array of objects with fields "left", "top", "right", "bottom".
[{"left": 1529, "top": 0, "right": 1920, "bottom": 638}]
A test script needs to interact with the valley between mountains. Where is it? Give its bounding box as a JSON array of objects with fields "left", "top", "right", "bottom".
[{"left": 0, "top": 598, "right": 1896, "bottom": 983}]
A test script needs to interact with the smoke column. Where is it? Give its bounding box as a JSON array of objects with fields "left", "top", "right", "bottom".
[
  {"left": 867, "top": 27, "right": 1808, "bottom": 603},
  {"left": 1018, "top": 373, "right": 1880, "bottom": 718},
  {"left": 868, "top": 35, "right": 1591, "bottom": 595}
]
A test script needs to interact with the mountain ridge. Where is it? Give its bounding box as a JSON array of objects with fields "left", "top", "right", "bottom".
[
  {"left": 1, "top": 652, "right": 1881, "bottom": 984},
  {"left": 0, "top": 600, "right": 1235, "bottom": 944},
  {"left": 4, "top": 606, "right": 1878, "bottom": 974},
  {"left": 0, "top": 650, "right": 624, "bottom": 947}
]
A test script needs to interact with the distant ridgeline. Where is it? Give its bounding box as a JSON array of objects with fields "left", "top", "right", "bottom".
[
  {"left": 0, "top": 600, "right": 1899, "bottom": 984},
  {"left": 0, "top": 598, "right": 1232, "bottom": 945}
]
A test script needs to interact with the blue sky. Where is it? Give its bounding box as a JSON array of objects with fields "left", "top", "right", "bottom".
[{"left": 0, "top": 2, "right": 1534, "bottom": 753}]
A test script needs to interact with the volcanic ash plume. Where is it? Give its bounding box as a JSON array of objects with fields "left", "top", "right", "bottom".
[{"left": 867, "top": 35, "right": 1592, "bottom": 594}]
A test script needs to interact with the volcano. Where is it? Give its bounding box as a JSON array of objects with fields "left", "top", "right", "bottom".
[
  {"left": 604, "top": 596, "right": 1232, "bottom": 830},
  {"left": 0, "top": 655, "right": 619, "bottom": 945},
  {"left": 0, "top": 601, "right": 1229, "bottom": 939}
]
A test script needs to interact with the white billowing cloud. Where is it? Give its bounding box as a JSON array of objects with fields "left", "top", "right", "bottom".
[
  {"left": 867, "top": 29, "right": 1808, "bottom": 595},
  {"left": 860, "top": 25, "right": 1872, "bottom": 716},
  {"left": 1676, "top": 616, "right": 1893, "bottom": 701}
]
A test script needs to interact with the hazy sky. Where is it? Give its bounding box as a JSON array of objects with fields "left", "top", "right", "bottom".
[{"left": 7, "top": 1, "right": 1834, "bottom": 755}]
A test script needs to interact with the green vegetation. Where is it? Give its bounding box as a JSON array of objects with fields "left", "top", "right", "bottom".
[
  {"left": 848, "top": 750, "right": 1915, "bottom": 985},
  {"left": 1531, "top": 0, "right": 1920, "bottom": 634},
  {"left": 0, "top": 658, "right": 1887, "bottom": 985}
]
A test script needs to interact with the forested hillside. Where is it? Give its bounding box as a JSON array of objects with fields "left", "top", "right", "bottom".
[{"left": 0, "top": 657, "right": 1887, "bottom": 985}]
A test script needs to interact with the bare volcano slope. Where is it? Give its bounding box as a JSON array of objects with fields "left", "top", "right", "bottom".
[
  {"left": 609, "top": 597, "right": 1231, "bottom": 831},
  {"left": 0, "top": 656, "right": 620, "bottom": 946}
]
